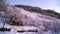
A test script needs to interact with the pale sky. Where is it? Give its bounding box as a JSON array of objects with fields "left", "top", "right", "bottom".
[{"left": 6, "top": 0, "right": 60, "bottom": 13}]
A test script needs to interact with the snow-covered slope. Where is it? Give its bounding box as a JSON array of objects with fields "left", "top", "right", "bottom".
[
  {"left": 0, "top": 0, "right": 60, "bottom": 34},
  {"left": 15, "top": 5, "right": 60, "bottom": 19},
  {"left": 0, "top": 5, "right": 60, "bottom": 34},
  {"left": 4, "top": 6, "right": 60, "bottom": 34}
]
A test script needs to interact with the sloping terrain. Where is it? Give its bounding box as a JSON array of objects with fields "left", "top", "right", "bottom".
[
  {"left": 15, "top": 5, "right": 60, "bottom": 19},
  {"left": 6, "top": 5, "right": 60, "bottom": 34},
  {"left": 0, "top": 4, "right": 60, "bottom": 34}
]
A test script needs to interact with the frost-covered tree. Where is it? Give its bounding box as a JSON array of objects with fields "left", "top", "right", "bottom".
[{"left": 0, "top": 0, "right": 7, "bottom": 30}]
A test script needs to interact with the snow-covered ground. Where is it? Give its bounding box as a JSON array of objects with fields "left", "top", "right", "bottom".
[
  {"left": 0, "top": 6, "right": 60, "bottom": 34},
  {"left": 0, "top": 22, "right": 38, "bottom": 34}
]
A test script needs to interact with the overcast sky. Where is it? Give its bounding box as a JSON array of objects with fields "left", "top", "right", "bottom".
[{"left": 6, "top": 0, "right": 60, "bottom": 13}]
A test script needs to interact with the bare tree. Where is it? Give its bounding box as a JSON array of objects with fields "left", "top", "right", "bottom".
[{"left": 0, "top": 0, "right": 7, "bottom": 31}]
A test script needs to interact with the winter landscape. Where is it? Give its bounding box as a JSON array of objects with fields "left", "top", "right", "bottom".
[{"left": 0, "top": 0, "right": 60, "bottom": 34}]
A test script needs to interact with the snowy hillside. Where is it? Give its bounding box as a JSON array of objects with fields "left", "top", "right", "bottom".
[{"left": 0, "top": 5, "right": 60, "bottom": 34}]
